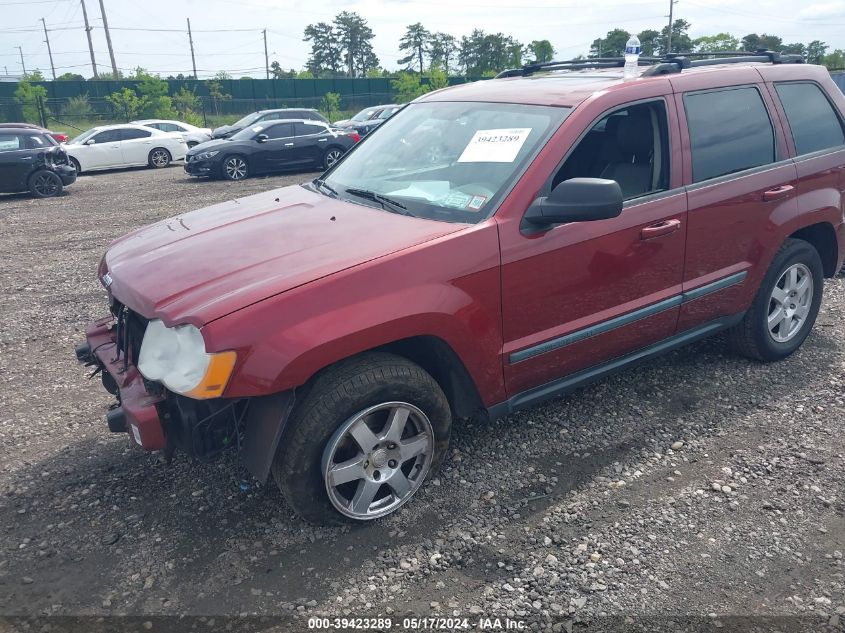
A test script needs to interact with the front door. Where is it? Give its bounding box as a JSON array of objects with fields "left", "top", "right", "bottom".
[
  {"left": 83, "top": 129, "right": 122, "bottom": 169},
  {"left": 252, "top": 122, "right": 295, "bottom": 173},
  {"left": 0, "top": 133, "right": 30, "bottom": 190},
  {"left": 499, "top": 98, "right": 688, "bottom": 396}
]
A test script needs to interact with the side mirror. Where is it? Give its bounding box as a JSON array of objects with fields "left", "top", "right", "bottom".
[
  {"left": 84, "top": 139, "right": 96, "bottom": 145},
  {"left": 524, "top": 178, "right": 623, "bottom": 229},
  {"left": 255, "top": 134, "right": 269, "bottom": 143}
]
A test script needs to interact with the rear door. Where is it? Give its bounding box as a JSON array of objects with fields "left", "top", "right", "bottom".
[
  {"left": 671, "top": 71, "right": 798, "bottom": 332},
  {"left": 119, "top": 127, "right": 154, "bottom": 165},
  {"left": 293, "top": 122, "right": 330, "bottom": 165}
]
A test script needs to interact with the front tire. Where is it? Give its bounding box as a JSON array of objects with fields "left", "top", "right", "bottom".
[
  {"left": 221, "top": 155, "right": 248, "bottom": 181},
  {"left": 148, "top": 148, "right": 171, "bottom": 168},
  {"left": 272, "top": 353, "right": 451, "bottom": 524},
  {"left": 727, "top": 238, "right": 823, "bottom": 361},
  {"left": 29, "top": 170, "right": 63, "bottom": 198},
  {"left": 69, "top": 157, "right": 81, "bottom": 174}
]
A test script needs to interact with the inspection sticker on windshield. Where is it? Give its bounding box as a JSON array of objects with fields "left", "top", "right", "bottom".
[{"left": 458, "top": 128, "right": 532, "bottom": 163}]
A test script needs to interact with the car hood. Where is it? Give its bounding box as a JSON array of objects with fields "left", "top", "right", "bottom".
[
  {"left": 211, "top": 124, "right": 240, "bottom": 137},
  {"left": 103, "top": 185, "right": 464, "bottom": 326},
  {"left": 187, "top": 138, "right": 242, "bottom": 155}
]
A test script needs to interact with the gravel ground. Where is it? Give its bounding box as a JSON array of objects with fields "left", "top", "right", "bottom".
[{"left": 1, "top": 166, "right": 844, "bottom": 633}]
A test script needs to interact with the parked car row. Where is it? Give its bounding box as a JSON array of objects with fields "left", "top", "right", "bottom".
[{"left": 0, "top": 104, "right": 397, "bottom": 197}]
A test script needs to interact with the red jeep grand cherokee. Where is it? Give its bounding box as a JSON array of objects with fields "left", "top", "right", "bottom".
[{"left": 77, "top": 53, "right": 845, "bottom": 523}]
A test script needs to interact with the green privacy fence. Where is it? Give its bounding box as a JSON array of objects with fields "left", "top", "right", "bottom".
[{"left": 0, "top": 76, "right": 484, "bottom": 128}]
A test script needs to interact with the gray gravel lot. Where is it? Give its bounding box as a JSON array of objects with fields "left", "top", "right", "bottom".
[{"left": 1, "top": 166, "right": 844, "bottom": 632}]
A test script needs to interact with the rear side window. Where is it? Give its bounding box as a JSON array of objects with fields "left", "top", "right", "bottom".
[
  {"left": 294, "top": 122, "right": 326, "bottom": 136},
  {"left": 684, "top": 87, "right": 775, "bottom": 183},
  {"left": 121, "top": 128, "right": 152, "bottom": 140},
  {"left": 25, "top": 134, "right": 50, "bottom": 149},
  {"left": 774, "top": 82, "right": 845, "bottom": 156}
]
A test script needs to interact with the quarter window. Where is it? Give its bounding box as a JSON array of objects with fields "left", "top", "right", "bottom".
[
  {"left": 774, "top": 82, "right": 845, "bottom": 156},
  {"left": 684, "top": 87, "right": 775, "bottom": 183}
]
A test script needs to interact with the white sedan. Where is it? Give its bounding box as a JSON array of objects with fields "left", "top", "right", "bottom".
[
  {"left": 65, "top": 124, "right": 188, "bottom": 174},
  {"left": 132, "top": 119, "right": 213, "bottom": 147}
]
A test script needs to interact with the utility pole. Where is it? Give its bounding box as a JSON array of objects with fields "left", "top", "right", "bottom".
[
  {"left": 666, "top": 0, "right": 676, "bottom": 54},
  {"left": 187, "top": 18, "right": 198, "bottom": 80},
  {"left": 263, "top": 29, "right": 269, "bottom": 79},
  {"left": 41, "top": 18, "right": 56, "bottom": 80},
  {"left": 16, "top": 46, "right": 26, "bottom": 75},
  {"left": 80, "top": 0, "right": 98, "bottom": 78},
  {"left": 98, "top": 0, "right": 118, "bottom": 77}
]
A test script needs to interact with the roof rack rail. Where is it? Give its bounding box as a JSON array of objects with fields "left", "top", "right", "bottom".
[{"left": 496, "top": 49, "right": 805, "bottom": 79}]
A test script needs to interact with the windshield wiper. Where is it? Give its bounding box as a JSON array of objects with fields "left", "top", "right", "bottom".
[
  {"left": 312, "top": 178, "right": 338, "bottom": 198},
  {"left": 343, "top": 188, "right": 414, "bottom": 216}
]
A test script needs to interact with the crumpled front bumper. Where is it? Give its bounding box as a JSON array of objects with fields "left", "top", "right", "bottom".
[{"left": 77, "top": 316, "right": 166, "bottom": 450}]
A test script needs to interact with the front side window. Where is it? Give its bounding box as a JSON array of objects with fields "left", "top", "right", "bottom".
[
  {"left": 0, "top": 134, "right": 21, "bottom": 151},
  {"left": 684, "top": 87, "right": 775, "bottom": 183},
  {"left": 775, "top": 82, "right": 845, "bottom": 156},
  {"left": 323, "top": 101, "right": 570, "bottom": 224},
  {"left": 25, "top": 134, "right": 54, "bottom": 149},
  {"left": 552, "top": 100, "right": 670, "bottom": 200},
  {"left": 264, "top": 122, "right": 293, "bottom": 139},
  {"left": 92, "top": 130, "right": 121, "bottom": 143}
]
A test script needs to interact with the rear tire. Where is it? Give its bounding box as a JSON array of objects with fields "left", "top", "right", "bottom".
[
  {"left": 727, "top": 238, "right": 823, "bottom": 361},
  {"left": 322, "top": 147, "right": 344, "bottom": 170},
  {"left": 272, "top": 352, "right": 451, "bottom": 524},
  {"left": 148, "top": 148, "right": 171, "bottom": 168},
  {"left": 29, "top": 170, "right": 63, "bottom": 198},
  {"left": 221, "top": 155, "right": 248, "bottom": 181}
]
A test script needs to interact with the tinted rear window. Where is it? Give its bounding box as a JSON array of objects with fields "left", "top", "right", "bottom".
[
  {"left": 684, "top": 87, "right": 775, "bottom": 183},
  {"left": 775, "top": 82, "right": 845, "bottom": 156}
]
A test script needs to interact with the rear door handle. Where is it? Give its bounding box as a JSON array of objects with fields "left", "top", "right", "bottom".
[
  {"left": 640, "top": 218, "right": 681, "bottom": 240},
  {"left": 318, "top": 138, "right": 327, "bottom": 142},
  {"left": 762, "top": 184, "right": 794, "bottom": 201},
  {"left": 284, "top": 143, "right": 294, "bottom": 147}
]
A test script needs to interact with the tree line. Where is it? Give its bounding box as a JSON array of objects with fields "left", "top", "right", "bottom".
[{"left": 592, "top": 20, "right": 842, "bottom": 69}]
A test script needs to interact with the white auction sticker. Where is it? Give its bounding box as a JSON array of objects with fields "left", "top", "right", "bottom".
[{"left": 457, "top": 128, "right": 532, "bottom": 163}]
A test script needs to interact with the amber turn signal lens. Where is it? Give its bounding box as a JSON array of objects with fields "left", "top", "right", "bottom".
[{"left": 184, "top": 351, "right": 237, "bottom": 399}]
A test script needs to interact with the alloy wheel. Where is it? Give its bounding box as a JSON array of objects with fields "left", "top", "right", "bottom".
[
  {"left": 225, "top": 157, "right": 247, "bottom": 180},
  {"left": 768, "top": 263, "right": 813, "bottom": 343},
  {"left": 33, "top": 172, "right": 59, "bottom": 197},
  {"left": 325, "top": 149, "right": 342, "bottom": 168},
  {"left": 151, "top": 149, "right": 170, "bottom": 167},
  {"left": 321, "top": 402, "right": 434, "bottom": 520}
]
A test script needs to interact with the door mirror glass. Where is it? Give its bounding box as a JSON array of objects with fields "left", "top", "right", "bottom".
[
  {"left": 255, "top": 133, "right": 269, "bottom": 143},
  {"left": 524, "top": 177, "right": 623, "bottom": 228}
]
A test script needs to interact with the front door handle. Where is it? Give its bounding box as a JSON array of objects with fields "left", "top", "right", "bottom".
[
  {"left": 640, "top": 218, "right": 681, "bottom": 240},
  {"left": 762, "top": 184, "right": 794, "bottom": 201},
  {"left": 284, "top": 143, "right": 294, "bottom": 147},
  {"left": 318, "top": 138, "right": 327, "bottom": 142}
]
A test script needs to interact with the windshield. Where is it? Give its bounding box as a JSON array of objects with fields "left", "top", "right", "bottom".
[
  {"left": 230, "top": 124, "right": 265, "bottom": 141},
  {"left": 70, "top": 129, "right": 98, "bottom": 144},
  {"left": 322, "top": 101, "right": 571, "bottom": 224},
  {"left": 231, "top": 112, "right": 262, "bottom": 128},
  {"left": 351, "top": 108, "right": 377, "bottom": 122}
]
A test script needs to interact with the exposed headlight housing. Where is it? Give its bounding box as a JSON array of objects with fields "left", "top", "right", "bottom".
[
  {"left": 138, "top": 319, "right": 236, "bottom": 399},
  {"left": 195, "top": 150, "right": 219, "bottom": 160}
]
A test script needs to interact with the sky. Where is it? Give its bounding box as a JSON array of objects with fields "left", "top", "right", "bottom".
[{"left": 1, "top": 0, "right": 844, "bottom": 79}]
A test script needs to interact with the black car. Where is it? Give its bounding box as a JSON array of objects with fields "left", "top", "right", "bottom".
[
  {"left": 334, "top": 104, "right": 402, "bottom": 136},
  {"left": 0, "top": 128, "right": 76, "bottom": 198},
  {"left": 211, "top": 108, "right": 329, "bottom": 139},
  {"left": 185, "top": 119, "right": 359, "bottom": 181}
]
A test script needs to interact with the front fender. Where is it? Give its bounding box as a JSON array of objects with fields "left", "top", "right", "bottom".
[{"left": 203, "top": 220, "right": 506, "bottom": 406}]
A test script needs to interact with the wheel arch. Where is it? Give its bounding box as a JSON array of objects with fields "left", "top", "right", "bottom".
[{"left": 790, "top": 222, "right": 838, "bottom": 277}]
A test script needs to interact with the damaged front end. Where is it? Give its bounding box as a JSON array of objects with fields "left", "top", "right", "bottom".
[{"left": 76, "top": 301, "right": 294, "bottom": 482}]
